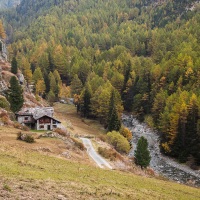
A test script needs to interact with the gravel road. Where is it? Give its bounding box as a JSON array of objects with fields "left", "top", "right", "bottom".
[{"left": 80, "top": 138, "right": 112, "bottom": 169}]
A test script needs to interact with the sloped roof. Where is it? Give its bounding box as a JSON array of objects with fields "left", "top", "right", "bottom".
[
  {"left": 34, "top": 114, "right": 61, "bottom": 123},
  {"left": 16, "top": 107, "right": 54, "bottom": 118}
]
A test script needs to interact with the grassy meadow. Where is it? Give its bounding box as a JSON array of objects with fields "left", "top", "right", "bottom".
[
  {"left": 0, "top": 105, "right": 199, "bottom": 199},
  {"left": 0, "top": 129, "right": 200, "bottom": 199}
]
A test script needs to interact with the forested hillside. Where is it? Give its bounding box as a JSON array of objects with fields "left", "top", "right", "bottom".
[
  {"left": 1, "top": 0, "right": 200, "bottom": 165},
  {"left": 0, "top": 0, "right": 20, "bottom": 9}
]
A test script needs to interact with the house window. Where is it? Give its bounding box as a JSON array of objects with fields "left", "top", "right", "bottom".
[
  {"left": 40, "top": 125, "right": 44, "bottom": 129},
  {"left": 53, "top": 125, "right": 57, "bottom": 128},
  {"left": 24, "top": 117, "right": 28, "bottom": 120},
  {"left": 39, "top": 117, "right": 51, "bottom": 124}
]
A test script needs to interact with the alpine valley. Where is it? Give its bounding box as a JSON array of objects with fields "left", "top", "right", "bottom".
[{"left": 0, "top": 0, "right": 199, "bottom": 199}]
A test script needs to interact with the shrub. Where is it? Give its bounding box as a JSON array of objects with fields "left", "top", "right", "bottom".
[
  {"left": 107, "top": 131, "right": 130, "bottom": 154},
  {"left": 21, "top": 125, "right": 30, "bottom": 131},
  {"left": 17, "top": 132, "right": 22, "bottom": 140},
  {"left": 0, "top": 96, "right": 10, "bottom": 110},
  {"left": 17, "top": 132, "right": 35, "bottom": 143},
  {"left": 1, "top": 115, "right": 10, "bottom": 125},
  {"left": 14, "top": 122, "right": 30, "bottom": 131},
  {"left": 120, "top": 126, "right": 132, "bottom": 141},
  {"left": 71, "top": 138, "right": 85, "bottom": 151},
  {"left": 98, "top": 147, "right": 123, "bottom": 161},
  {"left": 54, "top": 128, "right": 68, "bottom": 137},
  {"left": 98, "top": 134, "right": 107, "bottom": 142},
  {"left": 13, "top": 122, "right": 22, "bottom": 129},
  {"left": 25, "top": 135, "right": 35, "bottom": 143}
]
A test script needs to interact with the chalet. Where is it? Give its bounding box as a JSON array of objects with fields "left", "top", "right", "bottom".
[{"left": 16, "top": 107, "right": 61, "bottom": 131}]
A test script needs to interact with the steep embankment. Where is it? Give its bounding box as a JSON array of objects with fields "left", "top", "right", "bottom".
[{"left": 123, "top": 114, "right": 200, "bottom": 187}]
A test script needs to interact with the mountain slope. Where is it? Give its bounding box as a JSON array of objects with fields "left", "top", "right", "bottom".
[
  {"left": 0, "top": 0, "right": 20, "bottom": 9},
  {"left": 1, "top": 0, "right": 200, "bottom": 168},
  {"left": 0, "top": 126, "right": 200, "bottom": 199}
]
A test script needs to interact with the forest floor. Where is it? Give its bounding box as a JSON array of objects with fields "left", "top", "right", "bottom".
[{"left": 0, "top": 104, "right": 200, "bottom": 199}]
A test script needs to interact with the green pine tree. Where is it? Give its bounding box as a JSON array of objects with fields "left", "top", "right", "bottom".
[
  {"left": 108, "top": 89, "right": 121, "bottom": 131},
  {"left": 134, "top": 136, "right": 151, "bottom": 169},
  {"left": 82, "top": 83, "right": 92, "bottom": 118},
  {"left": 7, "top": 76, "right": 24, "bottom": 112},
  {"left": 11, "top": 57, "right": 18, "bottom": 74},
  {"left": 70, "top": 74, "right": 83, "bottom": 95},
  {"left": 47, "top": 90, "right": 55, "bottom": 106}
]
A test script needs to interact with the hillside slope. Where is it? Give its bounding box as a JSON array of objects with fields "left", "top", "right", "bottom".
[
  {"left": 0, "top": 0, "right": 20, "bottom": 9},
  {"left": 0, "top": 126, "right": 200, "bottom": 200},
  {"left": 1, "top": 0, "right": 200, "bottom": 175}
]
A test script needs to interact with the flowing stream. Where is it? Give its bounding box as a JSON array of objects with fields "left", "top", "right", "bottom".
[{"left": 122, "top": 114, "right": 200, "bottom": 187}]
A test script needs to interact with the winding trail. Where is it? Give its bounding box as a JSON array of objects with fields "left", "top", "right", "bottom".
[
  {"left": 80, "top": 138, "right": 112, "bottom": 169},
  {"left": 122, "top": 114, "right": 200, "bottom": 187}
]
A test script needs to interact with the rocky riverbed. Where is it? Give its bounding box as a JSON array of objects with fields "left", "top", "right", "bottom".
[{"left": 122, "top": 114, "right": 200, "bottom": 187}]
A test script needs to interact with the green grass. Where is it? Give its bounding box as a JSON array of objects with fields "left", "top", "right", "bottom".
[{"left": 0, "top": 147, "right": 199, "bottom": 200}]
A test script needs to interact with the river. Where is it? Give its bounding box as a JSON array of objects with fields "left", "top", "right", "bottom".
[{"left": 122, "top": 114, "right": 200, "bottom": 187}]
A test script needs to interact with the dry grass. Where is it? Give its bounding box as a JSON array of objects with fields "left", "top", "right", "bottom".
[
  {"left": 0, "top": 126, "right": 200, "bottom": 199},
  {"left": 0, "top": 143, "right": 200, "bottom": 200},
  {"left": 53, "top": 103, "right": 106, "bottom": 137}
]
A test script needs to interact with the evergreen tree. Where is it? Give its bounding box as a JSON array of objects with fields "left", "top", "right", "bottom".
[
  {"left": 82, "top": 83, "right": 92, "bottom": 118},
  {"left": 134, "top": 136, "right": 151, "bottom": 169},
  {"left": 11, "top": 57, "right": 18, "bottom": 74},
  {"left": 70, "top": 74, "right": 83, "bottom": 95},
  {"left": 7, "top": 76, "right": 24, "bottom": 112},
  {"left": 108, "top": 89, "right": 121, "bottom": 131},
  {"left": 47, "top": 90, "right": 55, "bottom": 106},
  {"left": 44, "top": 71, "right": 50, "bottom": 94},
  {"left": 49, "top": 72, "right": 58, "bottom": 98}
]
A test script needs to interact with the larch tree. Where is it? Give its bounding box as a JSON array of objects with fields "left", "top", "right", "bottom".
[
  {"left": 0, "top": 20, "right": 6, "bottom": 39},
  {"left": 70, "top": 74, "right": 83, "bottom": 95},
  {"left": 49, "top": 72, "right": 57, "bottom": 98},
  {"left": 32, "top": 67, "right": 45, "bottom": 96},
  {"left": 53, "top": 45, "right": 66, "bottom": 76}
]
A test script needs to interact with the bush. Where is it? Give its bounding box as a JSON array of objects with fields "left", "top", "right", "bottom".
[
  {"left": 25, "top": 135, "right": 35, "bottom": 143},
  {"left": 17, "top": 132, "right": 22, "bottom": 140},
  {"left": 98, "top": 147, "right": 123, "bottom": 161},
  {"left": 98, "top": 134, "right": 107, "bottom": 142},
  {"left": 14, "top": 122, "right": 30, "bottom": 131},
  {"left": 71, "top": 138, "right": 85, "bottom": 151},
  {"left": 120, "top": 126, "right": 132, "bottom": 141},
  {"left": 13, "top": 122, "right": 22, "bottom": 129},
  {"left": 54, "top": 128, "right": 68, "bottom": 137},
  {"left": 107, "top": 131, "right": 130, "bottom": 154},
  {"left": 0, "top": 96, "right": 10, "bottom": 110},
  {"left": 21, "top": 125, "right": 30, "bottom": 131},
  {"left": 17, "top": 132, "right": 35, "bottom": 143}
]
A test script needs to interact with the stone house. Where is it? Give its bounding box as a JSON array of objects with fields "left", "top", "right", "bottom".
[{"left": 16, "top": 107, "right": 61, "bottom": 130}]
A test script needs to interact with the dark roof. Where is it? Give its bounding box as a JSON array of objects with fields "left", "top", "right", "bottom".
[
  {"left": 15, "top": 112, "right": 33, "bottom": 116},
  {"left": 34, "top": 115, "right": 61, "bottom": 123}
]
